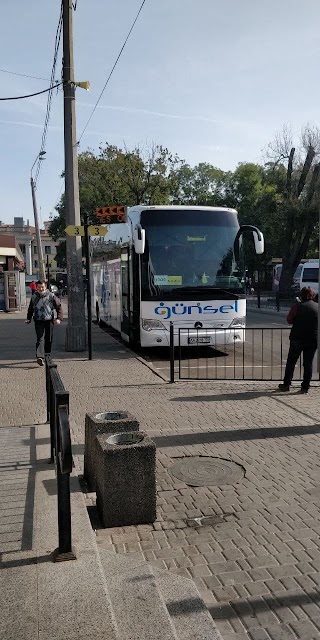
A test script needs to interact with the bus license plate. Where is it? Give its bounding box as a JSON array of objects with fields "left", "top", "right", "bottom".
[{"left": 188, "top": 336, "right": 211, "bottom": 344}]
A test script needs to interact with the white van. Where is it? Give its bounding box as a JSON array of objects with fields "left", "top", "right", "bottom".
[
  {"left": 299, "top": 261, "right": 319, "bottom": 295},
  {"left": 273, "top": 263, "right": 303, "bottom": 292}
]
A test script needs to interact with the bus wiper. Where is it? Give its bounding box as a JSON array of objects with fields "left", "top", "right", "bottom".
[{"left": 168, "top": 287, "right": 240, "bottom": 298}]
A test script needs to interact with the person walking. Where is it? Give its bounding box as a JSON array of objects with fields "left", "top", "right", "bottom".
[
  {"left": 25, "top": 279, "right": 63, "bottom": 366},
  {"left": 29, "top": 280, "right": 37, "bottom": 294},
  {"left": 278, "top": 286, "right": 318, "bottom": 394}
]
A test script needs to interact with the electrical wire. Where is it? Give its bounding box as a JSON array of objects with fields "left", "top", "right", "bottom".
[
  {"left": 34, "top": 1, "right": 63, "bottom": 187},
  {"left": 0, "top": 82, "right": 62, "bottom": 100},
  {"left": 52, "top": 184, "right": 64, "bottom": 215},
  {"left": 0, "top": 68, "right": 50, "bottom": 82},
  {"left": 78, "top": 0, "right": 147, "bottom": 144}
]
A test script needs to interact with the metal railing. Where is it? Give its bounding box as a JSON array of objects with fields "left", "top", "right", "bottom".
[
  {"left": 45, "top": 356, "right": 76, "bottom": 561},
  {"left": 169, "top": 326, "right": 318, "bottom": 382},
  {"left": 247, "top": 289, "right": 297, "bottom": 312}
]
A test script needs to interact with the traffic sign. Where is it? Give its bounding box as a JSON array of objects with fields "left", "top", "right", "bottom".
[
  {"left": 96, "top": 205, "right": 127, "bottom": 223},
  {"left": 65, "top": 225, "right": 85, "bottom": 236},
  {"left": 88, "top": 225, "right": 108, "bottom": 237}
]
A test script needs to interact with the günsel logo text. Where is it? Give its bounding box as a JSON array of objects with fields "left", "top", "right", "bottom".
[{"left": 154, "top": 301, "right": 238, "bottom": 320}]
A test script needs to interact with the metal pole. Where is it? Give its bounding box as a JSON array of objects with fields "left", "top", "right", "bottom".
[
  {"left": 169, "top": 322, "right": 174, "bottom": 383},
  {"left": 30, "top": 177, "right": 45, "bottom": 280},
  {"left": 57, "top": 465, "right": 72, "bottom": 554},
  {"left": 84, "top": 218, "right": 92, "bottom": 360},
  {"left": 318, "top": 215, "right": 320, "bottom": 375},
  {"left": 63, "top": 0, "right": 86, "bottom": 351},
  {"left": 47, "top": 254, "right": 50, "bottom": 288}
]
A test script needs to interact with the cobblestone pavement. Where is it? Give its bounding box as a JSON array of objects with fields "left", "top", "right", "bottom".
[{"left": 2, "top": 307, "right": 320, "bottom": 639}]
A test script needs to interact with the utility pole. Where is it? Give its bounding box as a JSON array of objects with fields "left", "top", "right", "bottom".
[
  {"left": 30, "top": 176, "right": 46, "bottom": 280},
  {"left": 318, "top": 210, "right": 320, "bottom": 376},
  {"left": 83, "top": 215, "right": 93, "bottom": 360},
  {"left": 62, "top": 0, "right": 86, "bottom": 351}
]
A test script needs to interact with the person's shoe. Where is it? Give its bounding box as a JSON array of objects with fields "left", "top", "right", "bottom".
[
  {"left": 36, "top": 357, "right": 44, "bottom": 366},
  {"left": 299, "top": 388, "right": 308, "bottom": 394},
  {"left": 278, "top": 383, "right": 290, "bottom": 392}
]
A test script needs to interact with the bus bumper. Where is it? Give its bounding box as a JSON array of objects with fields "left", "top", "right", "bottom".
[{"left": 140, "top": 328, "right": 245, "bottom": 348}]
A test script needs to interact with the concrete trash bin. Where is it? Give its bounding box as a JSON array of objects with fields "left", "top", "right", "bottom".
[
  {"left": 84, "top": 411, "right": 139, "bottom": 491},
  {"left": 96, "top": 431, "right": 156, "bottom": 528}
]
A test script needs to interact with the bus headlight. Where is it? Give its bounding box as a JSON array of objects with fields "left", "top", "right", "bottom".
[
  {"left": 229, "top": 317, "right": 246, "bottom": 328},
  {"left": 142, "top": 319, "right": 166, "bottom": 331}
]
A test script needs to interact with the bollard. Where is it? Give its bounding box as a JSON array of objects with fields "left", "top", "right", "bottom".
[{"left": 84, "top": 410, "right": 139, "bottom": 491}]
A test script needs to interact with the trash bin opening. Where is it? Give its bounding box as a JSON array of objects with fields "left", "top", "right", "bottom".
[
  {"left": 95, "top": 411, "right": 128, "bottom": 421},
  {"left": 107, "top": 433, "right": 144, "bottom": 445}
]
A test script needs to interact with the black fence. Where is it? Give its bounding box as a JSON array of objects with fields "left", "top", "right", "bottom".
[
  {"left": 247, "top": 289, "right": 297, "bottom": 312},
  {"left": 169, "top": 326, "right": 318, "bottom": 382},
  {"left": 45, "top": 356, "right": 76, "bottom": 561}
]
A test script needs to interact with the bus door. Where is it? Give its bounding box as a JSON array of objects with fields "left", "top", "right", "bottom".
[{"left": 120, "top": 247, "right": 130, "bottom": 341}]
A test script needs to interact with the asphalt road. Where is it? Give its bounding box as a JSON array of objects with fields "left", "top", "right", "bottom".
[{"left": 246, "top": 308, "right": 288, "bottom": 327}]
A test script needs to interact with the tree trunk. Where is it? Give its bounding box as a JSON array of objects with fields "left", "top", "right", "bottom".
[{"left": 278, "top": 258, "right": 297, "bottom": 295}]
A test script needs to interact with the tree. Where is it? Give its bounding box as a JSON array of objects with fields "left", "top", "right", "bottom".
[
  {"left": 54, "top": 240, "right": 67, "bottom": 269},
  {"left": 266, "top": 125, "right": 320, "bottom": 293},
  {"left": 49, "top": 142, "right": 183, "bottom": 259},
  {"left": 213, "top": 163, "right": 280, "bottom": 273},
  {"left": 64, "top": 142, "right": 181, "bottom": 222},
  {"left": 170, "top": 162, "right": 228, "bottom": 206}
]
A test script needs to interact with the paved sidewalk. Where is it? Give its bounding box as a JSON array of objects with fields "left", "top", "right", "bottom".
[{"left": 2, "top": 306, "right": 320, "bottom": 639}]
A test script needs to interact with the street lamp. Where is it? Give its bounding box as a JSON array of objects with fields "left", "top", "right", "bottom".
[{"left": 30, "top": 152, "right": 46, "bottom": 280}]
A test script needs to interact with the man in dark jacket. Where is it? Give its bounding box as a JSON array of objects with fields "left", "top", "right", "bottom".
[
  {"left": 278, "top": 286, "right": 318, "bottom": 393},
  {"left": 25, "top": 280, "right": 63, "bottom": 366}
]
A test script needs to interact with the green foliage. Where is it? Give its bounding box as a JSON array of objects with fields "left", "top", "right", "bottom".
[
  {"left": 48, "top": 133, "right": 320, "bottom": 287},
  {"left": 54, "top": 240, "right": 67, "bottom": 269}
]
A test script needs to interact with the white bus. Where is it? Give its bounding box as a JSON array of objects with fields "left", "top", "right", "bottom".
[
  {"left": 91, "top": 205, "right": 264, "bottom": 347},
  {"left": 299, "top": 260, "right": 319, "bottom": 295}
]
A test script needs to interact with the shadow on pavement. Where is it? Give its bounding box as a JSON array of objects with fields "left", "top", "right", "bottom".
[
  {"left": 208, "top": 589, "right": 320, "bottom": 621},
  {"left": 20, "top": 427, "right": 36, "bottom": 551},
  {"left": 170, "top": 388, "right": 318, "bottom": 402},
  {"left": 152, "top": 423, "right": 320, "bottom": 448},
  {"left": 42, "top": 477, "right": 81, "bottom": 496},
  {"left": 0, "top": 554, "right": 52, "bottom": 569},
  {"left": 0, "top": 427, "right": 37, "bottom": 553},
  {"left": 171, "top": 391, "right": 276, "bottom": 402}
]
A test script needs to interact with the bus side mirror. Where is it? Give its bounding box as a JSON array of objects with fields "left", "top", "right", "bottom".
[
  {"left": 134, "top": 225, "right": 145, "bottom": 254},
  {"left": 234, "top": 225, "right": 264, "bottom": 261},
  {"left": 252, "top": 229, "right": 264, "bottom": 255}
]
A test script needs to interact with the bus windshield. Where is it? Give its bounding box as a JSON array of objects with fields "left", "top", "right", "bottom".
[{"left": 140, "top": 209, "right": 245, "bottom": 299}]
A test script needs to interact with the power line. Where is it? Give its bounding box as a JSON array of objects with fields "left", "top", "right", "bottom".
[
  {"left": 78, "top": 0, "right": 147, "bottom": 144},
  {"left": 51, "top": 184, "right": 64, "bottom": 215},
  {"left": 0, "top": 82, "right": 62, "bottom": 100},
  {"left": 34, "top": 1, "right": 63, "bottom": 187},
  {"left": 0, "top": 68, "right": 50, "bottom": 82}
]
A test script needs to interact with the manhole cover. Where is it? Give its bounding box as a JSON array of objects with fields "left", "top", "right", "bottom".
[{"left": 169, "top": 456, "right": 245, "bottom": 487}]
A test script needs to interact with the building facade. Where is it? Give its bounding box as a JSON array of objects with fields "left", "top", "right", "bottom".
[{"left": 0, "top": 217, "right": 64, "bottom": 280}]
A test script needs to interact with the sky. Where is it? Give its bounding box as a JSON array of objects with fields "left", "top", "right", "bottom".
[{"left": 1, "top": 0, "right": 320, "bottom": 225}]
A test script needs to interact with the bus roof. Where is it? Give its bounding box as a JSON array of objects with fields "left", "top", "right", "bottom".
[{"left": 128, "top": 205, "right": 238, "bottom": 214}]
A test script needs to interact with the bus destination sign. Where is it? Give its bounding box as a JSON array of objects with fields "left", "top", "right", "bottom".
[{"left": 96, "top": 206, "right": 127, "bottom": 223}]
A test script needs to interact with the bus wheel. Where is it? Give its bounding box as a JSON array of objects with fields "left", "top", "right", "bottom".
[{"left": 96, "top": 302, "right": 100, "bottom": 323}]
